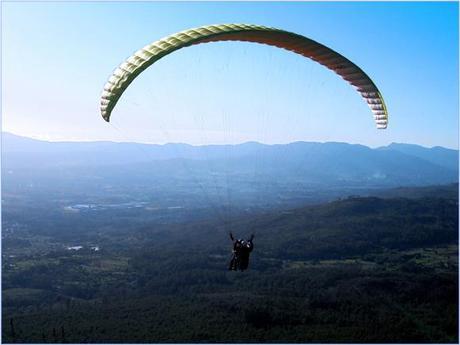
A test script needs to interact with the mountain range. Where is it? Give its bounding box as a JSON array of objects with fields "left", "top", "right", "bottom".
[{"left": 3, "top": 132, "right": 457, "bottom": 189}]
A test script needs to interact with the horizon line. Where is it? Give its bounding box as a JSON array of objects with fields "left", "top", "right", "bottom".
[{"left": 2, "top": 131, "right": 457, "bottom": 151}]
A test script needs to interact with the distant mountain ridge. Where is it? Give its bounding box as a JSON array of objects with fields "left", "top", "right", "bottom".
[
  {"left": 3, "top": 132, "right": 458, "bottom": 161},
  {"left": 2, "top": 132, "right": 458, "bottom": 192},
  {"left": 378, "top": 142, "right": 458, "bottom": 171}
]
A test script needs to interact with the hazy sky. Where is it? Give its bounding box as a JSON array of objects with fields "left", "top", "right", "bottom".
[{"left": 2, "top": 2, "right": 459, "bottom": 148}]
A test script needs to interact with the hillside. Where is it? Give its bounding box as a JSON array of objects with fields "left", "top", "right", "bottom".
[{"left": 2, "top": 188, "right": 458, "bottom": 343}]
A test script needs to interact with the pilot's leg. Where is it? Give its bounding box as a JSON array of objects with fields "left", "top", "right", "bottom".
[{"left": 229, "top": 256, "right": 236, "bottom": 270}]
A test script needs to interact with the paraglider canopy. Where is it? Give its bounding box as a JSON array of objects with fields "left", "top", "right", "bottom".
[{"left": 100, "top": 23, "right": 388, "bottom": 129}]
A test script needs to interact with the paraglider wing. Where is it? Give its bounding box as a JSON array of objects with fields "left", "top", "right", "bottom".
[{"left": 101, "top": 24, "right": 388, "bottom": 128}]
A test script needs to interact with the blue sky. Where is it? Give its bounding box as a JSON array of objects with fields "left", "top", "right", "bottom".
[{"left": 2, "top": 2, "right": 458, "bottom": 148}]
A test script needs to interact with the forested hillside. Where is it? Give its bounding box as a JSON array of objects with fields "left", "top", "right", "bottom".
[{"left": 2, "top": 187, "right": 458, "bottom": 343}]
